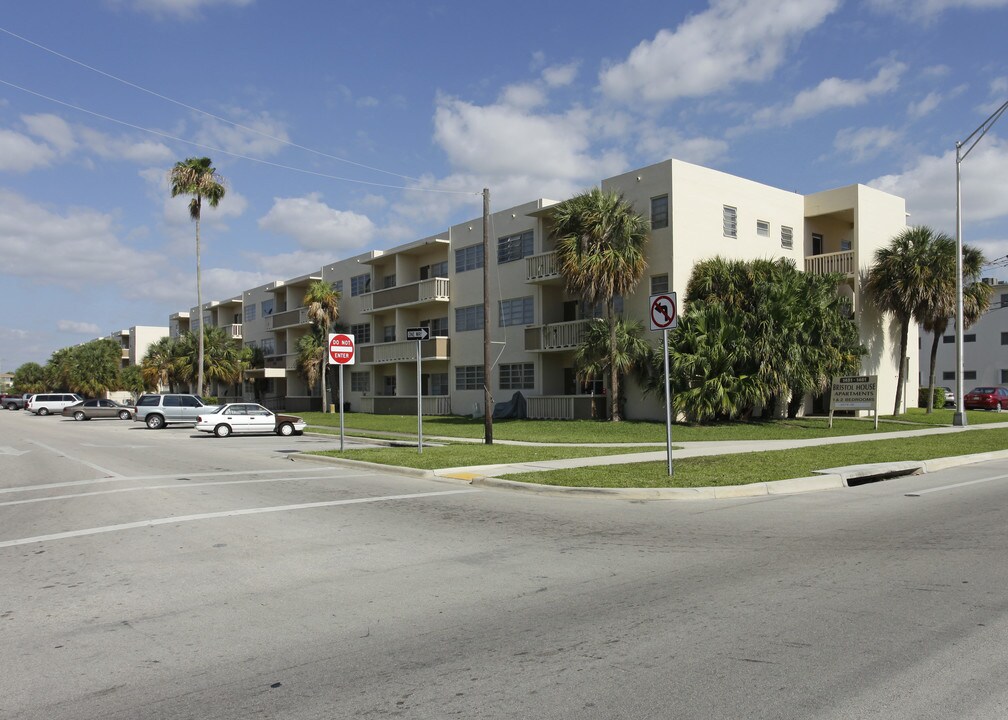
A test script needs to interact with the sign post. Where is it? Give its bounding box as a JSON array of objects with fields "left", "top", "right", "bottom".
[
  {"left": 406, "top": 327, "right": 430, "bottom": 453},
  {"left": 649, "top": 292, "right": 678, "bottom": 476},
  {"left": 328, "top": 333, "right": 356, "bottom": 451},
  {"left": 829, "top": 375, "right": 878, "bottom": 430}
]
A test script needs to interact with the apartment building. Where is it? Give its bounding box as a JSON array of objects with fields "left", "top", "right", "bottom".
[
  {"left": 919, "top": 278, "right": 1008, "bottom": 392},
  {"left": 107, "top": 325, "right": 169, "bottom": 369},
  {"left": 171, "top": 157, "right": 914, "bottom": 420}
]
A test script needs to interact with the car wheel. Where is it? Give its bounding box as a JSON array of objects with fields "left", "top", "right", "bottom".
[
  {"left": 38, "top": 408, "right": 49, "bottom": 416},
  {"left": 146, "top": 414, "right": 165, "bottom": 429},
  {"left": 74, "top": 411, "right": 86, "bottom": 421},
  {"left": 5, "top": 403, "right": 15, "bottom": 411},
  {"left": 277, "top": 422, "right": 295, "bottom": 437},
  {"left": 214, "top": 424, "right": 231, "bottom": 438},
  {"left": 118, "top": 410, "right": 131, "bottom": 420}
]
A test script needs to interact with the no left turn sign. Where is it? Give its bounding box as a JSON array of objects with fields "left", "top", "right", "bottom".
[
  {"left": 328, "top": 333, "right": 356, "bottom": 365},
  {"left": 649, "top": 293, "right": 677, "bottom": 331}
]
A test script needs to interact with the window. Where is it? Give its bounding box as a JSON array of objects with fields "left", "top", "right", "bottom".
[
  {"left": 455, "top": 365, "right": 485, "bottom": 391},
  {"left": 260, "top": 298, "right": 274, "bottom": 316},
  {"left": 500, "top": 363, "right": 534, "bottom": 390},
  {"left": 841, "top": 239, "right": 852, "bottom": 251},
  {"left": 497, "top": 230, "right": 534, "bottom": 264},
  {"left": 1002, "top": 332, "right": 1008, "bottom": 346},
  {"left": 331, "top": 280, "right": 343, "bottom": 294},
  {"left": 965, "top": 334, "right": 976, "bottom": 342},
  {"left": 351, "top": 273, "right": 371, "bottom": 297},
  {"left": 423, "top": 317, "right": 449, "bottom": 336},
  {"left": 243, "top": 305, "right": 256, "bottom": 322},
  {"left": 1000, "top": 292, "right": 1008, "bottom": 309},
  {"left": 651, "top": 195, "right": 668, "bottom": 230},
  {"left": 427, "top": 373, "right": 449, "bottom": 396},
  {"left": 1002, "top": 370, "right": 1008, "bottom": 384},
  {"left": 245, "top": 339, "right": 258, "bottom": 350},
  {"left": 421, "top": 260, "right": 449, "bottom": 279},
  {"left": 943, "top": 371, "right": 955, "bottom": 380},
  {"left": 456, "top": 304, "right": 484, "bottom": 332},
  {"left": 965, "top": 370, "right": 977, "bottom": 380},
  {"left": 499, "top": 296, "right": 534, "bottom": 327},
  {"left": 781, "top": 226, "right": 793, "bottom": 249},
  {"left": 383, "top": 375, "right": 396, "bottom": 395},
  {"left": 756, "top": 220, "right": 770, "bottom": 238},
  {"left": 650, "top": 275, "right": 669, "bottom": 294},
  {"left": 351, "top": 372, "right": 370, "bottom": 392},
  {"left": 382, "top": 274, "right": 396, "bottom": 289},
  {"left": 455, "top": 244, "right": 483, "bottom": 272},
  {"left": 383, "top": 325, "right": 396, "bottom": 343},
  {"left": 723, "top": 205, "right": 737, "bottom": 238},
  {"left": 812, "top": 233, "right": 823, "bottom": 256},
  {"left": 943, "top": 335, "right": 955, "bottom": 344},
  {"left": 260, "top": 338, "right": 275, "bottom": 355},
  {"left": 350, "top": 322, "right": 371, "bottom": 343}
]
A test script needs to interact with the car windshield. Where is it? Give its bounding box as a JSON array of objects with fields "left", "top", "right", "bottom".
[{"left": 971, "top": 387, "right": 996, "bottom": 394}]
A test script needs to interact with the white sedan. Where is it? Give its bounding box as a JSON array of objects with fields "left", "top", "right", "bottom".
[{"left": 195, "top": 403, "right": 307, "bottom": 438}]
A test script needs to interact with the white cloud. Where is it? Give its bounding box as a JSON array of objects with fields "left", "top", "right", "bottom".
[
  {"left": 113, "top": 0, "right": 255, "bottom": 19},
  {"left": 193, "top": 109, "right": 290, "bottom": 157},
  {"left": 868, "top": 135, "right": 1008, "bottom": 231},
  {"left": 258, "top": 194, "right": 376, "bottom": 251},
  {"left": 78, "top": 127, "right": 174, "bottom": 164},
  {"left": 57, "top": 320, "right": 101, "bottom": 334},
  {"left": 22, "top": 114, "right": 76, "bottom": 153},
  {"left": 867, "top": 0, "right": 1008, "bottom": 21},
  {"left": 599, "top": 0, "right": 840, "bottom": 103},
  {"left": 635, "top": 124, "right": 729, "bottom": 167},
  {"left": 542, "top": 62, "right": 579, "bottom": 88},
  {"left": 0, "top": 129, "right": 56, "bottom": 171},
  {"left": 833, "top": 126, "right": 901, "bottom": 162},
  {"left": 753, "top": 61, "right": 906, "bottom": 125},
  {"left": 908, "top": 91, "right": 942, "bottom": 118}
]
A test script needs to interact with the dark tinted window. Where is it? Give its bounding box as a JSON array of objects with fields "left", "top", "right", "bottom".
[
  {"left": 138, "top": 395, "right": 160, "bottom": 406},
  {"left": 84, "top": 400, "right": 99, "bottom": 407},
  {"left": 164, "top": 396, "right": 182, "bottom": 407},
  {"left": 181, "top": 396, "right": 201, "bottom": 408}
]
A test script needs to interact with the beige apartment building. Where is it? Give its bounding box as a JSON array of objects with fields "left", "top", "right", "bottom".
[{"left": 178, "top": 157, "right": 915, "bottom": 419}]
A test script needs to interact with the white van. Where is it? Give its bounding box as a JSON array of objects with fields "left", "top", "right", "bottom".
[{"left": 26, "top": 393, "right": 84, "bottom": 416}]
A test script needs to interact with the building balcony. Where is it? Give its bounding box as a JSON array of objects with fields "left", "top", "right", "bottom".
[
  {"left": 264, "top": 353, "right": 299, "bottom": 371},
  {"left": 265, "top": 307, "right": 310, "bottom": 331},
  {"left": 524, "top": 319, "right": 590, "bottom": 352},
  {"left": 805, "top": 250, "right": 855, "bottom": 277},
  {"left": 357, "top": 337, "right": 450, "bottom": 365},
  {"left": 229, "top": 323, "right": 242, "bottom": 340},
  {"left": 526, "top": 251, "right": 562, "bottom": 283},
  {"left": 361, "top": 278, "right": 450, "bottom": 313}
]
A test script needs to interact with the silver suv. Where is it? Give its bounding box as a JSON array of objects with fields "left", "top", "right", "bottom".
[{"left": 133, "top": 394, "right": 218, "bottom": 429}]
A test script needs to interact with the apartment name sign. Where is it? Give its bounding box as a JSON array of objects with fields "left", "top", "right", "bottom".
[{"left": 829, "top": 375, "right": 878, "bottom": 429}]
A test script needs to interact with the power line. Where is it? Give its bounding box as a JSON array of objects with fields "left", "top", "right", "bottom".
[
  {"left": 0, "top": 25, "right": 428, "bottom": 184},
  {"left": 0, "top": 78, "right": 477, "bottom": 196}
]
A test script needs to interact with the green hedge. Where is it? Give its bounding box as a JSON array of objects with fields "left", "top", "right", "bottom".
[{"left": 918, "top": 387, "right": 944, "bottom": 409}]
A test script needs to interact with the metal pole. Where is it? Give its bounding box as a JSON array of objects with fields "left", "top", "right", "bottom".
[
  {"left": 338, "top": 364, "right": 345, "bottom": 452},
  {"left": 482, "top": 187, "right": 493, "bottom": 444},
  {"left": 663, "top": 328, "right": 673, "bottom": 476},
  {"left": 417, "top": 339, "right": 423, "bottom": 454},
  {"left": 954, "top": 141, "right": 967, "bottom": 427}
]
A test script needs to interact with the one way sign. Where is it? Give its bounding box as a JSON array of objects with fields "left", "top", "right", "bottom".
[{"left": 406, "top": 327, "right": 430, "bottom": 341}]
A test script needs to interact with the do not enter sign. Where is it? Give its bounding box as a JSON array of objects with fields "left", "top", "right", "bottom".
[{"left": 328, "top": 333, "right": 356, "bottom": 365}]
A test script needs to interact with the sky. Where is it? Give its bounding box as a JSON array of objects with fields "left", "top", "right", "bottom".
[{"left": 1, "top": 0, "right": 1007, "bottom": 373}]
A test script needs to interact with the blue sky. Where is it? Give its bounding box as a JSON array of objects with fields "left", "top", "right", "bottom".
[{"left": 1, "top": 0, "right": 1007, "bottom": 372}]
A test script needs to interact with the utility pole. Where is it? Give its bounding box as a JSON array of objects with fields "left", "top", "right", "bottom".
[{"left": 482, "top": 187, "right": 493, "bottom": 445}]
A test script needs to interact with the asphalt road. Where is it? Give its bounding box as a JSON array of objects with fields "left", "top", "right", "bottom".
[{"left": 2, "top": 410, "right": 1007, "bottom": 719}]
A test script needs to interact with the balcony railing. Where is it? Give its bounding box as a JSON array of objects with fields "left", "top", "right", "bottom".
[
  {"left": 526, "top": 395, "right": 603, "bottom": 420},
  {"left": 361, "top": 277, "right": 450, "bottom": 313},
  {"left": 359, "top": 337, "right": 450, "bottom": 364},
  {"left": 265, "top": 307, "right": 309, "bottom": 331},
  {"left": 526, "top": 251, "right": 560, "bottom": 282},
  {"left": 264, "top": 353, "right": 298, "bottom": 371},
  {"left": 805, "top": 250, "right": 855, "bottom": 277},
  {"left": 524, "top": 319, "right": 591, "bottom": 352},
  {"left": 229, "top": 323, "right": 242, "bottom": 339},
  {"left": 361, "top": 395, "right": 451, "bottom": 415}
]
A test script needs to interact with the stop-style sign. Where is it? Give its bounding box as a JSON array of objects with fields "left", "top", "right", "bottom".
[{"left": 328, "top": 333, "right": 355, "bottom": 365}]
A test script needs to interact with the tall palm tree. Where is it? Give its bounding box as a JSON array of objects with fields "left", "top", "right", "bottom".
[
  {"left": 303, "top": 280, "right": 341, "bottom": 412},
  {"left": 169, "top": 156, "right": 226, "bottom": 398},
  {"left": 551, "top": 187, "right": 649, "bottom": 421},
  {"left": 142, "top": 336, "right": 179, "bottom": 392},
  {"left": 295, "top": 332, "right": 323, "bottom": 396},
  {"left": 865, "top": 226, "right": 939, "bottom": 414},
  {"left": 574, "top": 318, "right": 652, "bottom": 419},
  {"left": 917, "top": 236, "right": 990, "bottom": 412}
]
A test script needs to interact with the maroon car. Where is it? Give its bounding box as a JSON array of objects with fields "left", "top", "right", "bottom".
[{"left": 963, "top": 386, "right": 1008, "bottom": 411}]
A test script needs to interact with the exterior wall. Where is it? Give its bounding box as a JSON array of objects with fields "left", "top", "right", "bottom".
[
  {"left": 919, "top": 280, "right": 1008, "bottom": 392},
  {"left": 128, "top": 326, "right": 168, "bottom": 367},
  {"left": 169, "top": 312, "right": 189, "bottom": 340}
]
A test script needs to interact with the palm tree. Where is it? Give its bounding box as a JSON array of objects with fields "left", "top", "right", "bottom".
[
  {"left": 142, "top": 336, "right": 179, "bottom": 392},
  {"left": 295, "top": 332, "right": 324, "bottom": 398},
  {"left": 303, "top": 280, "right": 341, "bottom": 412},
  {"left": 917, "top": 236, "right": 990, "bottom": 412},
  {"left": 574, "top": 318, "right": 652, "bottom": 419},
  {"left": 169, "top": 156, "right": 226, "bottom": 398},
  {"left": 865, "top": 226, "right": 939, "bottom": 414},
  {"left": 175, "top": 326, "right": 244, "bottom": 399},
  {"left": 551, "top": 187, "right": 649, "bottom": 421}
]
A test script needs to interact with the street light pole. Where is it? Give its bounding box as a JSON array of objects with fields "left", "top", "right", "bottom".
[{"left": 953, "top": 98, "right": 1008, "bottom": 428}]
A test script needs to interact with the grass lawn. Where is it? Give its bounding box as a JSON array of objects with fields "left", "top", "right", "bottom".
[{"left": 505, "top": 427, "right": 1008, "bottom": 488}]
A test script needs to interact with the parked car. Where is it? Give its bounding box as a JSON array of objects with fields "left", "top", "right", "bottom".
[
  {"left": 25, "top": 393, "right": 84, "bottom": 416},
  {"left": 939, "top": 386, "right": 955, "bottom": 407},
  {"left": 61, "top": 399, "right": 133, "bottom": 421},
  {"left": 195, "top": 403, "right": 306, "bottom": 438},
  {"left": 963, "top": 386, "right": 1008, "bottom": 411},
  {"left": 1, "top": 393, "right": 28, "bottom": 411},
  {"left": 133, "top": 393, "right": 219, "bottom": 429}
]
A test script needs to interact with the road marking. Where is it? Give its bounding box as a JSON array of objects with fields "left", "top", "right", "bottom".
[
  {"left": 0, "top": 467, "right": 340, "bottom": 495},
  {"left": 905, "top": 472, "right": 1008, "bottom": 497},
  {"left": 25, "top": 439, "right": 123, "bottom": 478},
  {"left": 0, "top": 489, "right": 479, "bottom": 548},
  {"left": 0, "top": 474, "right": 367, "bottom": 507},
  {"left": 0, "top": 446, "right": 29, "bottom": 456}
]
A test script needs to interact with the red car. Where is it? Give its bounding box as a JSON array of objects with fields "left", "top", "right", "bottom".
[{"left": 963, "top": 386, "right": 1008, "bottom": 411}]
